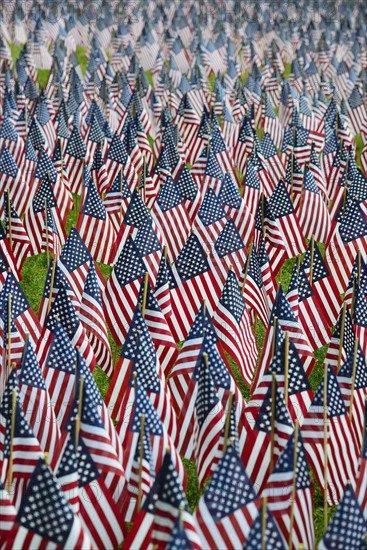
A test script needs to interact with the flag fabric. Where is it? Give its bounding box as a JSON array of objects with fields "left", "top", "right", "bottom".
[
  {"left": 262, "top": 430, "right": 315, "bottom": 550},
  {"left": 194, "top": 443, "right": 259, "bottom": 549},
  {"left": 318, "top": 483, "right": 367, "bottom": 550},
  {"left": 301, "top": 365, "right": 359, "bottom": 505},
  {"left": 103, "top": 236, "right": 146, "bottom": 345},
  {"left": 213, "top": 269, "right": 257, "bottom": 386},
  {"left": 123, "top": 452, "right": 201, "bottom": 549},
  {"left": 7, "top": 458, "right": 92, "bottom": 549}
]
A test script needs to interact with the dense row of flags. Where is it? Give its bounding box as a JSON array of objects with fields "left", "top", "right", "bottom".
[{"left": 1, "top": 0, "right": 367, "bottom": 548}]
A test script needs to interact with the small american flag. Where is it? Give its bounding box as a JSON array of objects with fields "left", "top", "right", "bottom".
[
  {"left": 195, "top": 443, "right": 259, "bottom": 548},
  {"left": 213, "top": 269, "right": 257, "bottom": 386},
  {"left": 301, "top": 365, "right": 359, "bottom": 505},
  {"left": 318, "top": 483, "right": 367, "bottom": 550}
]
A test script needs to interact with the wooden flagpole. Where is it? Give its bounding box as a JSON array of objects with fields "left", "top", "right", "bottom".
[
  {"left": 7, "top": 293, "right": 12, "bottom": 376},
  {"left": 47, "top": 258, "right": 57, "bottom": 315},
  {"left": 242, "top": 242, "right": 253, "bottom": 293},
  {"left": 270, "top": 371, "right": 277, "bottom": 474},
  {"left": 337, "top": 302, "right": 347, "bottom": 373},
  {"left": 137, "top": 413, "right": 145, "bottom": 511},
  {"left": 44, "top": 198, "right": 50, "bottom": 265},
  {"left": 309, "top": 235, "right": 315, "bottom": 286},
  {"left": 7, "top": 192, "right": 12, "bottom": 249},
  {"left": 141, "top": 272, "right": 149, "bottom": 316},
  {"left": 119, "top": 167, "right": 123, "bottom": 225},
  {"left": 75, "top": 375, "right": 84, "bottom": 449},
  {"left": 284, "top": 331, "right": 289, "bottom": 406},
  {"left": 323, "top": 365, "right": 329, "bottom": 532},
  {"left": 7, "top": 388, "right": 17, "bottom": 494},
  {"left": 179, "top": 503, "right": 184, "bottom": 532},
  {"left": 349, "top": 337, "right": 359, "bottom": 419},
  {"left": 271, "top": 316, "right": 278, "bottom": 358},
  {"left": 222, "top": 391, "right": 234, "bottom": 455},
  {"left": 288, "top": 421, "right": 299, "bottom": 549},
  {"left": 357, "top": 251, "right": 361, "bottom": 285},
  {"left": 261, "top": 495, "right": 267, "bottom": 550}
]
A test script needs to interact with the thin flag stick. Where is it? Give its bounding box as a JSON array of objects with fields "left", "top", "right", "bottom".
[
  {"left": 7, "top": 192, "right": 12, "bottom": 249},
  {"left": 309, "top": 235, "right": 315, "bottom": 286},
  {"left": 44, "top": 198, "right": 50, "bottom": 265},
  {"left": 47, "top": 258, "right": 57, "bottom": 315},
  {"left": 323, "top": 365, "right": 329, "bottom": 532},
  {"left": 288, "top": 421, "right": 299, "bottom": 549},
  {"left": 349, "top": 337, "right": 359, "bottom": 419},
  {"left": 337, "top": 302, "right": 347, "bottom": 373},
  {"left": 141, "top": 272, "right": 149, "bottom": 316},
  {"left": 137, "top": 413, "right": 145, "bottom": 511},
  {"left": 261, "top": 496, "right": 267, "bottom": 550},
  {"left": 242, "top": 242, "right": 253, "bottom": 294},
  {"left": 7, "top": 293, "right": 11, "bottom": 376},
  {"left": 271, "top": 316, "right": 278, "bottom": 358},
  {"left": 7, "top": 388, "right": 17, "bottom": 494},
  {"left": 222, "top": 391, "right": 234, "bottom": 455},
  {"left": 75, "top": 375, "right": 84, "bottom": 449},
  {"left": 284, "top": 331, "right": 289, "bottom": 406},
  {"left": 270, "top": 371, "right": 276, "bottom": 474}
]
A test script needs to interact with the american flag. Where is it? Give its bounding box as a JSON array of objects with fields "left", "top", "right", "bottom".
[
  {"left": 254, "top": 196, "right": 286, "bottom": 277},
  {"left": 0, "top": 144, "right": 30, "bottom": 218},
  {"left": 76, "top": 172, "right": 116, "bottom": 264},
  {"left": 137, "top": 278, "right": 177, "bottom": 377},
  {"left": 110, "top": 188, "right": 150, "bottom": 264},
  {"left": 80, "top": 260, "right": 113, "bottom": 377},
  {"left": 241, "top": 159, "right": 262, "bottom": 219},
  {"left": 23, "top": 175, "right": 66, "bottom": 255},
  {"left": 69, "top": 367, "right": 126, "bottom": 504},
  {"left": 105, "top": 305, "right": 177, "bottom": 444},
  {"left": 213, "top": 269, "right": 257, "bottom": 386},
  {"left": 269, "top": 180, "right": 307, "bottom": 259},
  {"left": 103, "top": 170, "right": 131, "bottom": 232},
  {"left": 105, "top": 131, "right": 138, "bottom": 191},
  {"left": 41, "top": 321, "right": 77, "bottom": 430},
  {"left": 325, "top": 305, "right": 355, "bottom": 371},
  {"left": 355, "top": 402, "right": 367, "bottom": 520},
  {"left": 42, "top": 200, "right": 62, "bottom": 260},
  {"left": 134, "top": 216, "right": 164, "bottom": 287},
  {"left": 154, "top": 251, "right": 175, "bottom": 319},
  {"left": 8, "top": 458, "right": 92, "bottom": 549},
  {"left": 1, "top": 271, "right": 41, "bottom": 350},
  {"left": 0, "top": 480, "right": 18, "bottom": 544},
  {"left": 195, "top": 443, "right": 259, "bottom": 548},
  {"left": 262, "top": 429, "right": 315, "bottom": 550},
  {"left": 118, "top": 380, "right": 184, "bottom": 497},
  {"left": 193, "top": 355, "right": 225, "bottom": 486},
  {"left": 64, "top": 124, "right": 89, "bottom": 195},
  {"left": 244, "top": 378, "right": 294, "bottom": 489},
  {"left": 124, "top": 452, "right": 201, "bottom": 549},
  {"left": 294, "top": 167, "right": 331, "bottom": 243},
  {"left": 151, "top": 175, "right": 191, "bottom": 263},
  {"left": 193, "top": 187, "right": 227, "bottom": 253},
  {"left": 325, "top": 198, "right": 367, "bottom": 294},
  {"left": 241, "top": 246, "right": 271, "bottom": 327},
  {"left": 242, "top": 501, "right": 285, "bottom": 550},
  {"left": 301, "top": 365, "right": 359, "bottom": 505},
  {"left": 90, "top": 142, "right": 110, "bottom": 196},
  {"left": 318, "top": 483, "right": 367, "bottom": 550},
  {"left": 337, "top": 340, "right": 367, "bottom": 450},
  {"left": 37, "top": 280, "right": 95, "bottom": 371},
  {"left": 18, "top": 339, "right": 60, "bottom": 464},
  {"left": 168, "top": 232, "right": 222, "bottom": 342},
  {"left": 301, "top": 239, "right": 342, "bottom": 333},
  {"left": 0, "top": 398, "right": 43, "bottom": 510},
  {"left": 3, "top": 191, "right": 31, "bottom": 271},
  {"left": 249, "top": 334, "right": 313, "bottom": 424},
  {"left": 121, "top": 410, "right": 155, "bottom": 522},
  {"left": 103, "top": 236, "right": 146, "bottom": 345},
  {"left": 77, "top": 435, "right": 126, "bottom": 548}
]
